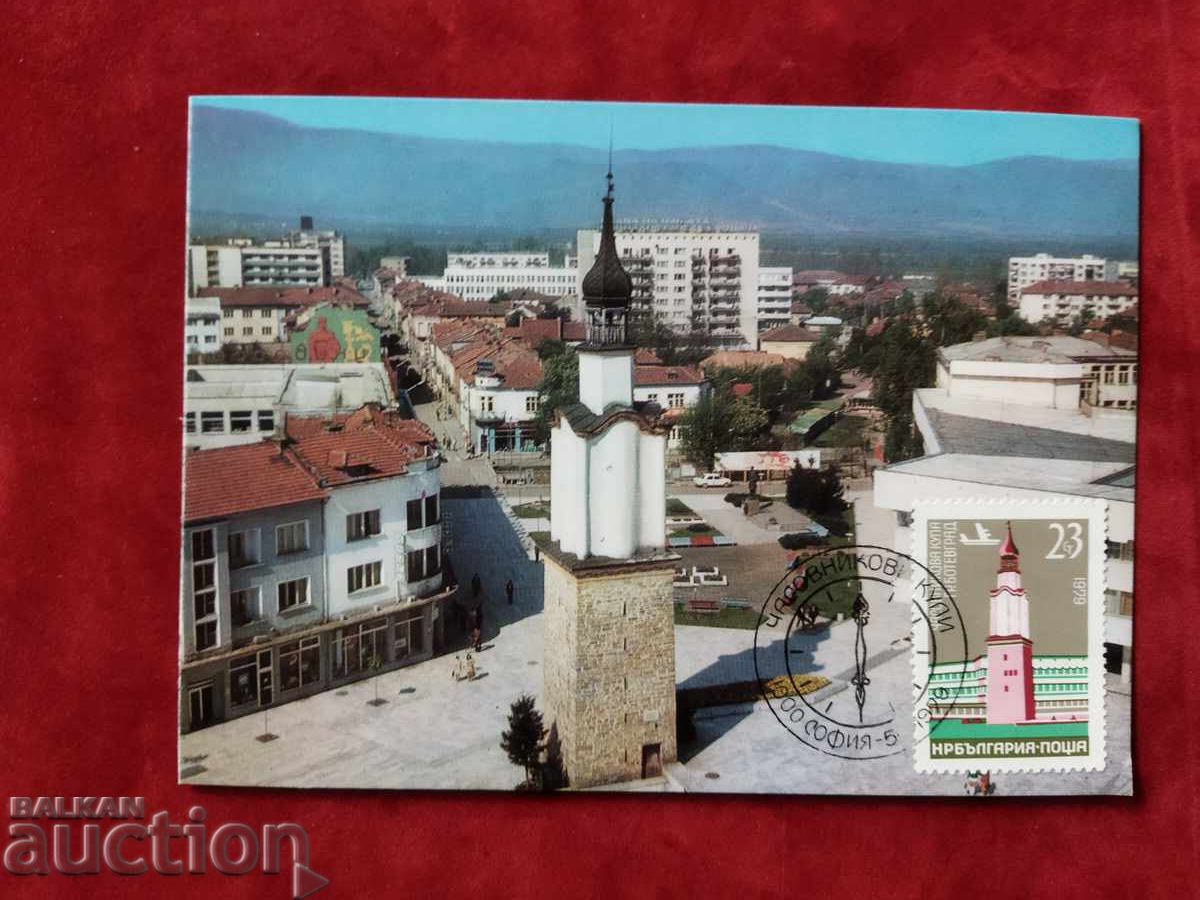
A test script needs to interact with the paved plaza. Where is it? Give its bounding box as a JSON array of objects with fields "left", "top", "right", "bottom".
[{"left": 180, "top": 487, "right": 1132, "bottom": 796}]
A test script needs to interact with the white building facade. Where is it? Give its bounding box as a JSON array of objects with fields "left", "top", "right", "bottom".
[
  {"left": 423, "top": 251, "right": 578, "bottom": 302},
  {"left": 576, "top": 225, "right": 761, "bottom": 347},
  {"left": 1016, "top": 280, "right": 1139, "bottom": 326},
  {"left": 756, "top": 266, "right": 794, "bottom": 332},
  {"left": 185, "top": 296, "right": 222, "bottom": 353},
  {"left": 1006, "top": 253, "right": 1108, "bottom": 303},
  {"left": 189, "top": 241, "right": 330, "bottom": 291}
]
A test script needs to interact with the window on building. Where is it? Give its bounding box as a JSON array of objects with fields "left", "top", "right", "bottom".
[
  {"left": 260, "top": 309, "right": 272, "bottom": 318},
  {"left": 229, "top": 656, "right": 258, "bottom": 706},
  {"left": 240, "top": 309, "right": 251, "bottom": 318},
  {"left": 393, "top": 608, "right": 424, "bottom": 659},
  {"left": 667, "top": 392, "right": 685, "bottom": 409},
  {"left": 190, "top": 527, "right": 218, "bottom": 651},
  {"left": 229, "top": 410, "right": 253, "bottom": 433},
  {"left": 200, "top": 411, "right": 224, "bottom": 434},
  {"left": 1105, "top": 540, "right": 1135, "bottom": 562},
  {"left": 230, "top": 587, "right": 260, "bottom": 627},
  {"left": 204, "top": 335, "right": 216, "bottom": 344},
  {"left": 275, "top": 521, "right": 309, "bottom": 555},
  {"left": 227, "top": 529, "right": 261, "bottom": 568},
  {"left": 347, "top": 560, "right": 383, "bottom": 594},
  {"left": 277, "top": 577, "right": 309, "bottom": 612},
  {"left": 480, "top": 395, "right": 495, "bottom": 414},
  {"left": 261, "top": 326, "right": 273, "bottom": 336},
  {"left": 223, "top": 309, "right": 233, "bottom": 319},
  {"left": 425, "top": 494, "right": 439, "bottom": 527},
  {"left": 224, "top": 327, "right": 234, "bottom": 336},
  {"left": 346, "top": 509, "right": 381, "bottom": 541},
  {"left": 279, "top": 636, "right": 321, "bottom": 691},
  {"left": 257, "top": 410, "right": 274, "bottom": 432},
  {"left": 184, "top": 412, "right": 196, "bottom": 434},
  {"left": 406, "top": 498, "right": 422, "bottom": 531},
  {"left": 525, "top": 395, "right": 539, "bottom": 414},
  {"left": 242, "top": 327, "right": 254, "bottom": 336},
  {"left": 194, "top": 621, "right": 217, "bottom": 652},
  {"left": 407, "top": 545, "right": 441, "bottom": 582}
]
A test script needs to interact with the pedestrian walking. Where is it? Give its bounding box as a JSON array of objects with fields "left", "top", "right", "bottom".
[
  {"left": 465, "top": 653, "right": 477, "bottom": 680},
  {"left": 471, "top": 626, "right": 482, "bottom": 653},
  {"left": 506, "top": 578, "right": 514, "bottom": 606}
]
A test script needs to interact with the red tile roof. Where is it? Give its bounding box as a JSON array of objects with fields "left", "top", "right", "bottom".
[
  {"left": 287, "top": 408, "right": 436, "bottom": 487},
  {"left": 634, "top": 347, "right": 663, "bottom": 365},
  {"left": 701, "top": 350, "right": 795, "bottom": 371},
  {"left": 1020, "top": 280, "right": 1138, "bottom": 297},
  {"left": 184, "top": 407, "right": 436, "bottom": 522},
  {"left": 759, "top": 324, "right": 820, "bottom": 343},
  {"left": 184, "top": 441, "right": 328, "bottom": 523},
  {"left": 634, "top": 365, "right": 705, "bottom": 386},
  {"left": 200, "top": 286, "right": 370, "bottom": 309},
  {"left": 561, "top": 321, "right": 585, "bottom": 342}
]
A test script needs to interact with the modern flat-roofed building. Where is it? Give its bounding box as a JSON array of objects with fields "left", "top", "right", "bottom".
[
  {"left": 1006, "top": 253, "right": 1108, "bottom": 303},
  {"left": 935, "top": 335, "right": 1137, "bottom": 414},
  {"left": 183, "top": 363, "right": 396, "bottom": 449},
  {"left": 180, "top": 407, "right": 454, "bottom": 733},
  {"left": 185, "top": 296, "right": 222, "bottom": 353},
  {"left": 188, "top": 239, "right": 331, "bottom": 291},
  {"left": 1016, "top": 280, "right": 1139, "bottom": 326},
  {"left": 422, "top": 251, "right": 578, "bottom": 302},
  {"left": 576, "top": 224, "right": 760, "bottom": 346},
  {"left": 874, "top": 335, "right": 1136, "bottom": 684},
  {"left": 756, "top": 266, "right": 794, "bottom": 332},
  {"left": 288, "top": 216, "right": 346, "bottom": 278}
]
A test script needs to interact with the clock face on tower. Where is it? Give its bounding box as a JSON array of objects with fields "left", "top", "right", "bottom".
[{"left": 753, "top": 544, "right": 969, "bottom": 761}]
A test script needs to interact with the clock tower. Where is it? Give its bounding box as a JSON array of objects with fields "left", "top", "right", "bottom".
[
  {"left": 985, "top": 523, "right": 1036, "bottom": 724},
  {"left": 541, "top": 170, "right": 678, "bottom": 788}
]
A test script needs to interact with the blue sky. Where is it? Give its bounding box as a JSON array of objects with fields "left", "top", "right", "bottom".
[{"left": 195, "top": 96, "right": 1138, "bottom": 166}]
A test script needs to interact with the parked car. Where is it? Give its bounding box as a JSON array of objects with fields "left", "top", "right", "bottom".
[{"left": 692, "top": 472, "right": 732, "bottom": 488}]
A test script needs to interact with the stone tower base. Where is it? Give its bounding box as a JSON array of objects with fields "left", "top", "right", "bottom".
[{"left": 541, "top": 546, "right": 678, "bottom": 789}]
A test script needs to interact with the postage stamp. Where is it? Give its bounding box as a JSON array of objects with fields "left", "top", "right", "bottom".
[{"left": 911, "top": 499, "right": 1108, "bottom": 773}]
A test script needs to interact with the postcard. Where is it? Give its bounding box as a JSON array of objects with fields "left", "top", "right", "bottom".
[{"left": 179, "top": 97, "right": 1136, "bottom": 795}]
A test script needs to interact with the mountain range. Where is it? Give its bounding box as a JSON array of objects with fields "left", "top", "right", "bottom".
[{"left": 189, "top": 105, "right": 1139, "bottom": 241}]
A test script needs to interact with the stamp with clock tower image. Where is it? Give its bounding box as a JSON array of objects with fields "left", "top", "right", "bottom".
[{"left": 911, "top": 499, "right": 1108, "bottom": 773}]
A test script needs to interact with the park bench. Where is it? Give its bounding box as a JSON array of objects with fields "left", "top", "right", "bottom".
[{"left": 684, "top": 599, "right": 721, "bottom": 614}]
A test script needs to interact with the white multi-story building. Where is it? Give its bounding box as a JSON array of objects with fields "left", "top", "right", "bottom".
[
  {"left": 185, "top": 296, "right": 222, "bottom": 353},
  {"left": 188, "top": 240, "right": 330, "bottom": 291},
  {"left": 1006, "top": 253, "right": 1108, "bottom": 303},
  {"left": 420, "top": 251, "right": 578, "bottom": 302},
  {"left": 576, "top": 225, "right": 761, "bottom": 346},
  {"left": 183, "top": 363, "right": 396, "bottom": 449},
  {"left": 288, "top": 216, "right": 346, "bottom": 279},
  {"left": 873, "top": 335, "right": 1137, "bottom": 684},
  {"left": 180, "top": 407, "right": 454, "bottom": 733},
  {"left": 756, "top": 266, "right": 794, "bottom": 332},
  {"left": 1017, "top": 280, "right": 1139, "bottom": 326}
]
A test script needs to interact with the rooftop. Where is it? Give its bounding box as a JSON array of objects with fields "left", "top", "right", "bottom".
[
  {"left": 916, "top": 389, "right": 1135, "bottom": 444},
  {"left": 921, "top": 406, "right": 1135, "bottom": 463},
  {"left": 184, "top": 407, "right": 436, "bottom": 523},
  {"left": 883, "top": 453, "right": 1134, "bottom": 504},
  {"left": 184, "top": 441, "right": 327, "bottom": 523},
  {"left": 634, "top": 365, "right": 705, "bottom": 387},
  {"left": 1021, "top": 279, "right": 1138, "bottom": 297},
  {"left": 939, "top": 335, "right": 1136, "bottom": 365},
  {"left": 199, "top": 286, "right": 370, "bottom": 309},
  {"left": 759, "top": 324, "right": 821, "bottom": 343}
]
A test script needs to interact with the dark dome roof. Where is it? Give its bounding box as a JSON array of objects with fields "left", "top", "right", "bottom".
[{"left": 581, "top": 182, "right": 632, "bottom": 309}]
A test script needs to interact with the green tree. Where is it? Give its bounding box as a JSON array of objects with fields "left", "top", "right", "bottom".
[
  {"left": 800, "top": 287, "right": 829, "bottom": 315},
  {"left": 531, "top": 344, "right": 579, "bottom": 445},
  {"left": 501, "top": 694, "right": 547, "bottom": 788},
  {"left": 785, "top": 462, "right": 846, "bottom": 516},
  {"left": 679, "top": 392, "right": 769, "bottom": 470}
]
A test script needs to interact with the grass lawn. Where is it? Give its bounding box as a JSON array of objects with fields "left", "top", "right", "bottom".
[
  {"left": 669, "top": 524, "right": 719, "bottom": 538},
  {"left": 812, "top": 414, "right": 870, "bottom": 448},
  {"left": 673, "top": 604, "right": 762, "bottom": 630},
  {"left": 511, "top": 501, "right": 550, "bottom": 519},
  {"left": 666, "top": 497, "right": 696, "bottom": 518}
]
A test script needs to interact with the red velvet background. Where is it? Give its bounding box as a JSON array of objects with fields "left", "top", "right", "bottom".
[{"left": 1, "top": 1, "right": 1197, "bottom": 896}]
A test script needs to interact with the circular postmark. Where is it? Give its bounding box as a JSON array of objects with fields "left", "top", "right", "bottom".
[{"left": 753, "top": 544, "right": 969, "bottom": 760}]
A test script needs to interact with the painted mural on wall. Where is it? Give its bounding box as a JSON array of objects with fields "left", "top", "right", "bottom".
[{"left": 289, "top": 307, "right": 380, "bottom": 363}]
